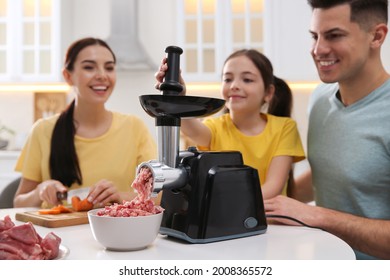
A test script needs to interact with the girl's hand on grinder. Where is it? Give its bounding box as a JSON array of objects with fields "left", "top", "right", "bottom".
[{"left": 154, "top": 57, "right": 186, "bottom": 95}]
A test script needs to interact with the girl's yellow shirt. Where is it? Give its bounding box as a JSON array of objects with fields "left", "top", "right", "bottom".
[{"left": 199, "top": 113, "right": 305, "bottom": 187}]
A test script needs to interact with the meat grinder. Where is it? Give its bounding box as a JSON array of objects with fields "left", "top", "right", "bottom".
[{"left": 138, "top": 46, "right": 267, "bottom": 243}]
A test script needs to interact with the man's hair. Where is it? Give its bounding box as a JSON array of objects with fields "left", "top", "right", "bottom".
[{"left": 308, "top": 0, "right": 388, "bottom": 30}]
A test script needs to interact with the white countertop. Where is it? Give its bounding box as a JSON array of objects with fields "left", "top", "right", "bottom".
[
  {"left": 0, "top": 150, "right": 20, "bottom": 158},
  {"left": 1, "top": 207, "right": 356, "bottom": 260}
]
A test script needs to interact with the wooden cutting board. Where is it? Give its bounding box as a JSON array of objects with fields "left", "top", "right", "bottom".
[{"left": 15, "top": 210, "right": 89, "bottom": 228}]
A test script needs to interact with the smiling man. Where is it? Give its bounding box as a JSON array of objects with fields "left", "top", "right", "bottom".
[{"left": 264, "top": 0, "right": 390, "bottom": 259}]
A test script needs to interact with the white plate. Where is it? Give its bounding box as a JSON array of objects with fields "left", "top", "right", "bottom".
[{"left": 55, "top": 244, "right": 70, "bottom": 260}]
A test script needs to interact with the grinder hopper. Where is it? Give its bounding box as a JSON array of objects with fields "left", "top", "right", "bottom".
[{"left": 138, "top": 46, "right": 267, "bottom": 243}]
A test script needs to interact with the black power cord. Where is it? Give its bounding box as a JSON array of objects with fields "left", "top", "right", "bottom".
[{"left": 266, "top": 214, "right": 325, "bottom": 231}]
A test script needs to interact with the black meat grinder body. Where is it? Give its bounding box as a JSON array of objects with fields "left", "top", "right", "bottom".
[
  {"left": 160, "top": 148, "right": 267, "bottom": 243},
  {"left": 138, "top": 46, "right": 267, "bottom": 243}
]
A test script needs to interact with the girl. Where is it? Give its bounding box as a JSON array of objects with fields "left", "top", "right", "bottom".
[
  {"left": 155, "top": 49, "right": 305, "bottom": 199},
  {"left": 14, "top": 38, "right": 156, "bottom": 207}
]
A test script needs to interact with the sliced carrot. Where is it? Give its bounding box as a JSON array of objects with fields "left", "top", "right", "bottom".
[
  {"left": 56, "top": 204, "right": 73, "bottom": 213},
  {"left": 38, "top": 209, "right": 61, "bottom": 215},
  {"left": 78, "top": 198, "right": 94, "bottom": 211},
  {"left": 71, "top": 196, "right": 93, "bottom": 212},
  {"left": 38, "top": 204, "right": 73, "bottom": 215},
  {"left": 71, "top": 196, "right": 81, "bottom": 211}
]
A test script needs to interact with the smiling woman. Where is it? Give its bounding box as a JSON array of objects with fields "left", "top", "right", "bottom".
[{"left": 13, "top": 37, "right": 157, "bottom": 209}]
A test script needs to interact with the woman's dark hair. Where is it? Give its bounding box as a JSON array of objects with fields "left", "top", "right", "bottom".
[
  {"left": 222, "top": 49, "right": 293, "bottom": 118},
  {"left": 49, "top": 37, "right": 116, "bottom": 187}
]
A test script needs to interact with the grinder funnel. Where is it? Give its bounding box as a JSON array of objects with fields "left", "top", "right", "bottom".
[
  {"left": 139, "top": 95, "right": 225, "bottom": 119},
  {"left": 139, "top": 46, "right": 225, "bottom": 168}
]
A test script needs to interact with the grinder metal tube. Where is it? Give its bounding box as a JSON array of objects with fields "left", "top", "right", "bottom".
[
  {"left": 157, "top": 123, "right": 180, "bottom": 168},
  {"left": 136, "top": 160, "right": 187, "bottom": 194},
  {"left": 156, "top": 46, "right": 183, "bottom": 169},
  {"left": 156, "top": 46, "right": 183, "bottom": 167},
  {"left": 137, "top": 46, "right": 187, "bottom": 194}
]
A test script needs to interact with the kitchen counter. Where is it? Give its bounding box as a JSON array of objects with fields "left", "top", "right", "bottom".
[{"left": 1, "top": 207, "right": 356, "bottom": 260}]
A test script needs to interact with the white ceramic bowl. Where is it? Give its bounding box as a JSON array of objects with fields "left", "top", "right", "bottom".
[{"left": 88, "top": 209, "right": 163, "bottom": 251}]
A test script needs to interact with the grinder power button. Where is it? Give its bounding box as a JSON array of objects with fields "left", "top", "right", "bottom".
[{"left": 244, "top": 217, "right": 258, "bottom": 229}]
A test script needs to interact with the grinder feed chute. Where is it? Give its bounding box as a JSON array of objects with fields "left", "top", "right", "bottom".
[
  {"left": 140, "top": 46, "right": 225, "bottom": 169},
  {"left": 138, "top": 46, "right": 267, "bottom": 243}
]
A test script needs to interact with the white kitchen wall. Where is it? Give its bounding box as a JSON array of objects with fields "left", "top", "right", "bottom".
[
  {"left": 0, "top": 92, "right": 34, "bottom": 149},
  {"left": 264, "top": 0, "right": 317, "bottom": 81}
]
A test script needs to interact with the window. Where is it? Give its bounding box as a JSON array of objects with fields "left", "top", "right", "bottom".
[
  {"left": 0, "top": 0, "right": 8, "bottom": 75},
  {"left": 0, "top": 0, "right": 60, "bottom": 82},
  {"left": 177, "top": 0, "right": 264, "bottom": 82}
]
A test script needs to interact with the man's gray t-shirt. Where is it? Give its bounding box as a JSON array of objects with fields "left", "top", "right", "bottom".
[{"left": 307, "top": 79, "right": 390, "bottom": 259}]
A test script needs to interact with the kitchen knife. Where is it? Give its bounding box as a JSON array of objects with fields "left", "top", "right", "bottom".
[{"left": 56, "top": 187, "right": 90, "bottom": 204}]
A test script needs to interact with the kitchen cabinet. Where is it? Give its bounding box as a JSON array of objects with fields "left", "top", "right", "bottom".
[
  {"left": 0, "top": 0, "right": 61, "bottom": 82},
  {"left": 177, "top": 0, "right": 320, "bottom": 82},
  {"left": 177, "top": 0, "right": 264, "bottom": 82}
]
